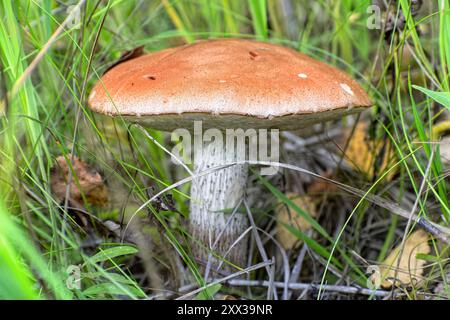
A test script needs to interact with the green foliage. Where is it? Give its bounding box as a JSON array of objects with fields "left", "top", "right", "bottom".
[
  {"left": 89, "top": 246, "right": 139, "bottom": 264},
  {"left": 413, "top": 86, "right": 450, "bottom": 111},
  {"left": 248, "top": 0, "right": 268, "bottom": 39},
  {"left": 0, "top": 202, "right": 38, "bottom": 300}
]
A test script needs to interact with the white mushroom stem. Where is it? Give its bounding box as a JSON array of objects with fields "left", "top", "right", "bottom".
[{"left": 190, "top": 138, "right": 249, "bottom": 272}]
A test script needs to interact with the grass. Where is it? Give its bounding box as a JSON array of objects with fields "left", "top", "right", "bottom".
[{"left": 0, "top": 0, "right": 449, "bottom": 300}]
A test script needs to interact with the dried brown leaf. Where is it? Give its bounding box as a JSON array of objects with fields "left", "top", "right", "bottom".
[
  {"left": 275, "top": 192, "right": 316, "bottom": 250},
  {"left": 306, "top": 170, "right": 338, "bottom": 195},
  {"left": 103, "top": 45, "right": 145, "bottom": 75},
  {"left": 372, "top": 230, "right": 430, "bottom": 289},
  {"left": 50, "top": 154, "right": 108, "bottom": 207},
  {"left": 339, "top": 122, "right": 395, "bottom": 180}
]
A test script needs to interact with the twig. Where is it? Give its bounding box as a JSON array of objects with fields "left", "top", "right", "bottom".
[
  {"left": 288, "top": 232, "right": 310, "bottom": 299},
  {"left": 282, "top": 128, "right": 342, "bottom": 150},
  {"left": 243, "top": 199, "right": 279, "bottom": 300},
  {"left": 268, "top": 257, "right": 275, "bottom": 300},
  {"left": 225, "top": 279, "right": 392, "bottom": 298},
  {"left": 175, "top": 260, "right": 273, "bottom": 300},
  {"left": 250, "top": 226, "right": 291, "bottom": 300},
  {"left": 216, "top": 226, "right": 253, "bottom": 272}
]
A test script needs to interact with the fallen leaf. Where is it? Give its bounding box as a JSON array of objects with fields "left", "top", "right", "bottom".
[
  {"left": 50, "top": 154, "right": 108, "bottom": 207},
  {"left": 103, "top": 45, "right": 145, "bottom": 75},
  {"left": 372, "top": 230, "right": 430, "bottom": 289},
  {"left": 339, "top": 122, "right": 395, "bottom": 180},
  {"left": 306, "top": 170, "right": 338, "bottom": 195},
  {"left": 275, "top": 192, "right": 317, "bottom": 250},
  {"left": 438, "top": 136, "right": 450, "bottom": 165}
]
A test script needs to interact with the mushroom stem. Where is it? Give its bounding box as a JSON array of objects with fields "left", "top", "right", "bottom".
[{"left": 190, "top": 139, "right": 249, "bottom": 273}]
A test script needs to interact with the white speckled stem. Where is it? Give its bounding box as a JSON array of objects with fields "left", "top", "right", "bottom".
[{"left": 190, "top": 139, "right": 249, "bottom": 272}]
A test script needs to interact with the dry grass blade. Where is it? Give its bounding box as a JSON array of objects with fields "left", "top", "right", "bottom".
[{"left": 243, "top": 199, "right": 279, "bottom": 300}]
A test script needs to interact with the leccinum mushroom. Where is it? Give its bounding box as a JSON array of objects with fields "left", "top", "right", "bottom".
[{"left": 88, "top": 39, "right": 372, "bottom": 272}]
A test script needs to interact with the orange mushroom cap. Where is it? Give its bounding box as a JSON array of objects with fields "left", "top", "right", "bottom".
[{"left": 88, "top": 39, "right": 372, "bottom": 131}]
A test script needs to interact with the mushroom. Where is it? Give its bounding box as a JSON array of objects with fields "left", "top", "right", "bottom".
[{"left": 88, "top": 39, "right": 372, "bottom": 273}]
